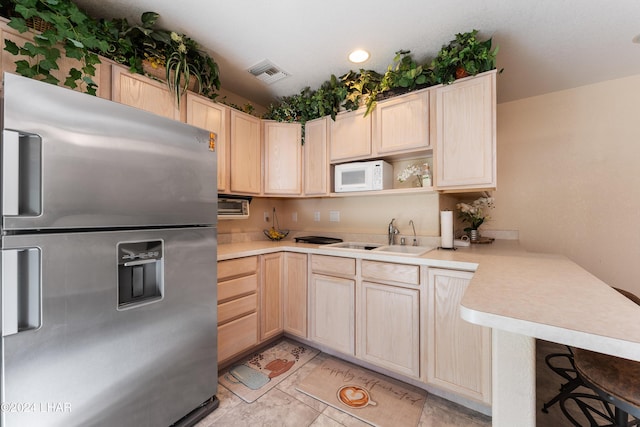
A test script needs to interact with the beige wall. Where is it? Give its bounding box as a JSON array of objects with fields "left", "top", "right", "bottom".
[
  {"left": 491, "top": 74, "right": 640, "bottom": 296},
  {"left": 282, "top": 192, "right": 441, "bottom": 236},
  {"left": 219, "top": 192, "right": 441, "bottom": 241}
]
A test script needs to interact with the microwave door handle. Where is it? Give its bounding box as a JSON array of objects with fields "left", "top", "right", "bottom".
[{"left": 2, "top": 130, "right": 20, "bottom": 215}]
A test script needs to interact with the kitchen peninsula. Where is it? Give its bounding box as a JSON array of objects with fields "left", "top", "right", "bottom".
[{"left": 218, "top": 239, "right": 640, "bottom": 425}]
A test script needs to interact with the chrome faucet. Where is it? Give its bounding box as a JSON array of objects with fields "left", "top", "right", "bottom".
[
  {"left": 388, "top": 218, "right": 399, "bottom": 245},
  {"left": 409, "top": 219, "right": 418, "bottom": 246}
]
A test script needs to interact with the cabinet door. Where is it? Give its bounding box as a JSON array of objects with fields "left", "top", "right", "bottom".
[
  {"left": 435, "top": 71, "right": 496, "bottom": 190},
  {"left": 218, "top": 313, "right": 259, "bottom": 363},
  {"left": 263, "top": 121, "right": 302, "bottom": 195},
  {"left": 230, "top": 110, "right": 262, "bottom": 194},
  {"left": 260, "top": 253, "right": 283, "bottom": 341},
  {"left": 111, "top": 64, "right": 182, "bottom": 121},
  {"left": 329, "top": 108, "right": 372, "bottom": 162},
  {"left": 310, "top": 274, "right": 355, "bottom": 355},
  {"left": 283, "top": 253, "right": 308, "bottom": 338},
  {"left": 304, "top": 117, "right": 329, "bottom": 196},
  {"left": 186, "top": 94, "right": 230, "bottom": 193},
  {"left": 427, "top": 268, "right": 491, "bottom": 404},
  {"left": 373, "top": 89, "right": 430, "bottom": 155},
  {"left": 358, "top": 281, "right": 420, "bottom": 378}
]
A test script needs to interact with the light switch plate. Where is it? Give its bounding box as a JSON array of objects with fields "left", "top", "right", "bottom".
[
  {"left": 314, "top": 211, "right": 320, "bottom": 222},
  {"left": 329, "top": 211, "right": 340, "bottom": 222}
]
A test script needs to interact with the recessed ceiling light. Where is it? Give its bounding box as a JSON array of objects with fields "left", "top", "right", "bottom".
[
  {"left": 348, "top": 49, "right": 370, "bottom": 63},
  {"left": 633, "top": 33, "right": 640, "bottom": 44}
]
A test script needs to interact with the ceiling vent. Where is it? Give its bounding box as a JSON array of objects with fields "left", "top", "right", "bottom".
[{"left": 248, "top": 60, "right": 290, "bottom": 85}]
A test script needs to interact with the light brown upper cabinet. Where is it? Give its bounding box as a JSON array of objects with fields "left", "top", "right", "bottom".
[
  {"left": 373, "top": 89, "right": 430, "bottom": 156},
  {"left": 263, "top": 121, "right": 302, "bottom": 196},
  {"left": 434, "top": 70, "right": 496, "bottom": 191},
  {"left": 186, "top": 94, "right": 230, "bottom": 193},
  {"left": 230, "top": 109, "right": 262, "bottom": 195},
  {"left": 329, "top": 108, "right": 372, "bottom": 162},
  {"left": 303, "top": 117, "right": 330, "bottom": 196},
  {"left": 111, "top": 64, "right": 183, "bottom": 121}
]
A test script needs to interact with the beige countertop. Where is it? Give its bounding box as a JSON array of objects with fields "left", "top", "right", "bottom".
[{"left": 218, "top": 238, "right": 640, "bottom": 361}]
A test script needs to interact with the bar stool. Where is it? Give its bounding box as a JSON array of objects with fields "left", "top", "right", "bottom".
[
  {"left": 558, "top": 288, "right": 640, "bottom": 426},
  {"left": 541, "top": 286, "right": 639, "bottom": 414},
  {"left": 541, "top": 345, "right": 583, "bottom": 413},
  {"left": 561, "top": 349, "right": 640, "bottom": 426}
]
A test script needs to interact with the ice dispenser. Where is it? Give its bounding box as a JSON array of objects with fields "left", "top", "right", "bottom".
[{"left": 117, "top": 240, "right": 164, "bottom": 309}]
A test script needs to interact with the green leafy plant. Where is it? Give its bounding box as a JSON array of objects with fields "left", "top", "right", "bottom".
[
  {"left": 340, "top": 68, "right": 383, "bottom": 116},
  {"left": 265, "top": 30, "right": 500, "bottom": 141},
  {"left": 431, "top": 29, "right": 500, "bottom": 85},
  {"left": 4, "top": 0, "right": 109, "bottom": 95},
  {"left": 380, "top": 49, "right": 436, "bottom": 93},
  {"left": 97, "top": 12, "right": 220, "bottom": 103},
  {"left": 95, "top": 11, "right": 169, "bottom": 74},
  {"left": 263, "top": 75, "right": 347, "bottom": 143}
]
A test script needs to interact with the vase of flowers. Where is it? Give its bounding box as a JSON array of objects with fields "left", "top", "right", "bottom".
[
  {"left": 397, "top": 163, "right": 431, "bottom": 188},
  {"left": 456, "top": 197, "right": 494, "bottom": 242}
]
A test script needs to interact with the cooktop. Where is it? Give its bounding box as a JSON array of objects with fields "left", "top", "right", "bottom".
[{"left": 294, "top": 236, "right": 343, "bottom": 245}]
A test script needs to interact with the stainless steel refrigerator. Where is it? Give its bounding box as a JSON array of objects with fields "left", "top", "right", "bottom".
[{"left": 0, "top": 73, "right": 218, "bottom": 426}]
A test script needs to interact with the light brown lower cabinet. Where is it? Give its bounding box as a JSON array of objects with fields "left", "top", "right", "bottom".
[
  {"left": 217, "top": 256, "right": 259, "bottom": 364},
  {"left": 427, "top": 268, "right": 492, "bottom": 404},
  {"left": 283, "top": 253, "right": 308, "bottom": 338},
  {"left": 309, "top": 255, "right": 356, "bottom": 355},
  {"left": 357, "top": 281, "right": 421, "bottom": 378},
  {"left": 260, "top": 253, "right": 284, "bottom": 341}
]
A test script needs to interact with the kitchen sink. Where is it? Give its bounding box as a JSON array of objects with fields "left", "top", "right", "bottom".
[
  {"left": 324, "top": 242, "right": 434, "bottom": 257},
  {"left": 324, "top": 242, "right": 382, "bottom": 251},
  {"left": 372, "top": 245, "right": 435, "bottom": 256}
]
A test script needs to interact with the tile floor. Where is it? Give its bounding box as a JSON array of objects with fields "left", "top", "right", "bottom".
[{"left": 195, "top": 340, "right": 587, "bottom": 427}]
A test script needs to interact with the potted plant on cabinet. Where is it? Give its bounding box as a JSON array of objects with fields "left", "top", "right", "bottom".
[
  {"left": 2, "top": 1, "right": 220, "bottom": 102},
  {"left": 3, "top": 0, "right": 108, "bottom": 95},
  {"left": 431, "top": 29, "right": 500, "bottom": 85}
]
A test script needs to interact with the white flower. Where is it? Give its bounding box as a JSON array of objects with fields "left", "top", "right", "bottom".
[
  {"left": 397, "top": 164, "right": 422, "bottom": 182},
  {"left": 456, "top": 197, "right": 495, "bottom": 229},
  {"left": 171, "top": 32, "right": 183, "bottom": 43}
]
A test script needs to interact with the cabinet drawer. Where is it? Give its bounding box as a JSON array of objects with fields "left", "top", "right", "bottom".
[
  {"left": 218, "top": 312, "right": 259, "bottom": 362},
  {"left": 218, "top": 294, "right": 258, "bottom": 325},
  {"left": 362, "top": 260, "right": 420, "bottom": 285},
  {"left": 218, "top": 256, "right": 258, "bottom": 281},
  {"left": 311, "top": 255, "right": 356, "bottom": 277},
  {"left": 218, "top": 274, "right": 258, "bottom": 302}
]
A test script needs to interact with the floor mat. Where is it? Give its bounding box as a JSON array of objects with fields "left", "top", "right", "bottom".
[
  {"left": 219, "top": 339, "right": 319, "bottom": 403},
  {"left": 296, "top": 357, "right": 427, "bottom": 427}
]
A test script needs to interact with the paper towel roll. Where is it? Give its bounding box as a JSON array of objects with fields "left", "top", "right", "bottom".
[{"left": 440, "top": 211, "right": 454, "bottom": 248}]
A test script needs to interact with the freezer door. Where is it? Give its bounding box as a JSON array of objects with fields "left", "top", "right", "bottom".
[
  {"left": 1, "top": 227, "right": 217, "bottom": 427},
  {"left": 1, "top": 73, "right": 217, "bottom": 231}
]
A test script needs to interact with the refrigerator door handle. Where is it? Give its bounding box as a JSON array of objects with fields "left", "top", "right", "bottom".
[
  {"left": 2, "top": 130, "right": 20, "bottom": 215},
  {"left": 2, "top": 250, "right": 19, "bottom": 336},
  {"left": 2, "top": 248, "right": 41, "bottom": 337}
]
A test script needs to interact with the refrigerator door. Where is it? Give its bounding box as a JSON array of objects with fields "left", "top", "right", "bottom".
[
  {"left": 1, "top": 73, "right": 217, "bottom": 231},
  {"left": 1, "top": 227, "right": 217, "bottom": 427}
]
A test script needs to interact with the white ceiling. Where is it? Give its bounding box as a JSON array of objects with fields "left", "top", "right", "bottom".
[{"left": 74, "top": 0, "right": 640, "bottom": 108}]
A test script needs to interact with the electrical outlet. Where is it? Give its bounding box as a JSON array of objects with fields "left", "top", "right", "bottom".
[
  {"left": 314, "top": 211, "right": 320, "bottom": 222},
  {"left": 292, "top": 212, "right": 298, "bottom": 222},
  {"left": 329, "top": 211, "right": 340, "bottom": 222},
  {"left": 264, "top": 211, "right": 270, "bottom": 222}
]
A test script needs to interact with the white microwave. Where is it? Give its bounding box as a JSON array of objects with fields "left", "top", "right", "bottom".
[{"left": 334, "top": 160, "right": 393, "bottom": 192}]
